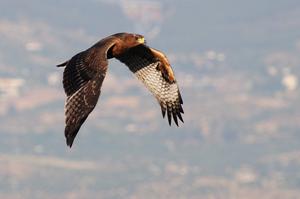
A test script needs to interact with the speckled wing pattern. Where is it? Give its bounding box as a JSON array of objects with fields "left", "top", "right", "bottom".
[
  {"left": 61, "top": 52, "right": 97, "bottom": 96},
  {"left": 116, "top": 44, "right": 184, "bottom": 126},
  {"left": 57, "top": 50, "right": 107, "bottom": 147}
]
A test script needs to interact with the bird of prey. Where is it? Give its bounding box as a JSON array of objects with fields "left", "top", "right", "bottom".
[{"left": 57, "top": 33, "right": 184, "bottom": 147}]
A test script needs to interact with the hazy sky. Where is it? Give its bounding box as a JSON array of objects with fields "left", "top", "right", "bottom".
[{"left": 0, "top": 1, "right": 300, "bottom": 198}]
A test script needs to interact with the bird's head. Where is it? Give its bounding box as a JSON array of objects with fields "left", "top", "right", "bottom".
[
  {"left": 134, "top": 34, "right": 145, "bottom": 44},
  {"left": 114, "top": 33, "right": 145, "bottom": 47},
  {"left": 108, "top": 33, "right": 146, "bottom": 58}
]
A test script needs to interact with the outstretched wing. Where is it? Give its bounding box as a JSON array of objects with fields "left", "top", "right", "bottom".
[
  {"left": 57, "top": 48, "right": 109, "bottom": 147},
  {"left": 116, "top": 44, "right": 184, "bottom": 126},
  {"left": 64, "top": 75, "right": 104, "bottom": 147}
]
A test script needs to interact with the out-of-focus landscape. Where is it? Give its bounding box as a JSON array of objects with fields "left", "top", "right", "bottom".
[{"left": 1, "top": 0, "right": 300, "bottom": 198}]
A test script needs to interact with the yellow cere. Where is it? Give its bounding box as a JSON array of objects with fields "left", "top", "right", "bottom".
[{"left": 137, "top": 37, "right": 145, "bottom": 44}]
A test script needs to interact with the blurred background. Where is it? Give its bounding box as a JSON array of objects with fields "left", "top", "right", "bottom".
[{"left": 1, "top": 0, "right": 300, "bottom": 198}]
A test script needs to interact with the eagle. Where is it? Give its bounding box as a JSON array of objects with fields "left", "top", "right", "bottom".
[{"left": 57, "top": 33, "right": 184, "bottom": 147}]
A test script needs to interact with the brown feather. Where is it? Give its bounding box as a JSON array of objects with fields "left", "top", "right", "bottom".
[
  {"left": 58, "top": 36, "right": 117, "bottom": 147},
  {"left": 57, "top": 33, "right": 184, "bottom": 147},
  {"left": 150, "top": 48, "right": 175, "bottom": 83}
]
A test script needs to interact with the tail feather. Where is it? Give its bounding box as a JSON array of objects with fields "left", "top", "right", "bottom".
[{"left": 57, "top": 60, "right": 69, "bottom": 67}]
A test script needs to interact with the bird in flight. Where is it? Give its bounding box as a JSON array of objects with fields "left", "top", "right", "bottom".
[{"left": 57, "top": 33, "right": 184, "bottom": 147}]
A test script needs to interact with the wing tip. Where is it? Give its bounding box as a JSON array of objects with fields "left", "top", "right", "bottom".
[
  {"left": 167, "top": 108, "right": 172, "bottom": 126},
  {"left": 64, "top": 124, "right": 81, "bottom": 148},
  {"left": 66, "top": 136, "right": 74, "bottom": 148},
  {"left": 173, "top": 111, "right": 179, "bottom": 126},
  {"left": 160, "top": 104, "right": 166, "bottom": 118},
  {"left": 164, "top": 103, "right": 184, "bottom": 127},
  {"left": 65, "top": 130, "right": 75, "bottom": 148},
  {"left": 178, "top": 91, "right": 183, "bottom": 104},
  {"left": 178, "top": 111, "right": 184, "bottom": 123}
]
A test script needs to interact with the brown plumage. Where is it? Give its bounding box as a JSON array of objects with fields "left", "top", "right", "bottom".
[{"left": 57, "top": 33, "right": 184, "bottom": 147}]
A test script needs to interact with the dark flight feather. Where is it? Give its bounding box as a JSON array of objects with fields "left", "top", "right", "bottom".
[{"left": 64, "top": 76, "right": 104, "bottom": 147}]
